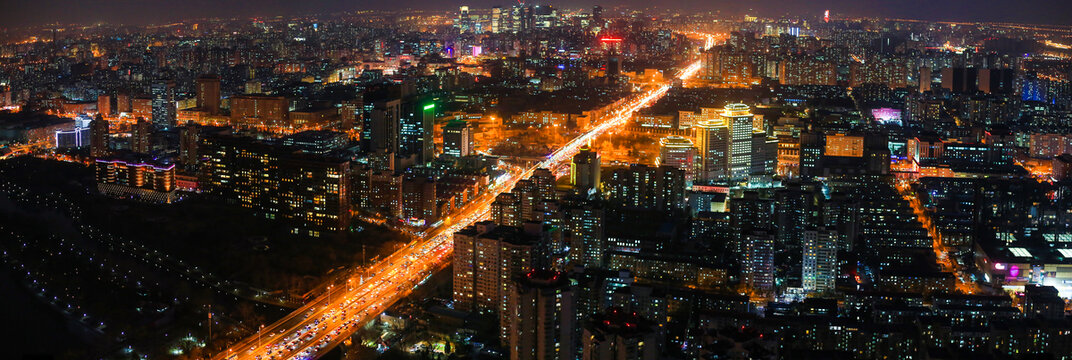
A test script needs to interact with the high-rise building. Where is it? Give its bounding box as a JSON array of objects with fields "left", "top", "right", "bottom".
[
  {"left": 150, "top": 80, "right": 176, "bottom": 128},
  {"left": 581, "top": 308, "right": 659, "bottom": 360},
  {"left": 658, "top": 136, "right": 697, "bottom": 185},
  {"left": 443, "top": 119, "right": 473, "bottom": 158},
  {"left": 97, "top": 94, "right": 112, "bottom": 117},
  {"left": 919, "top": 67, "right": 932, "bottom": 92},
  {"left": 452, "top": 221, "right": 551, "bottom": 315},
  {"left": 90, "top": 114, "right": 110, "bottom": 158},
  {"left": 803, "top": 227, "right": 838, "bottom": 294},
  {"left": 493, "top": 192, "right": 523, "bottom": 227},
  {"left": 230, "top": 95, "right": 289, "bottom": 128},
  {"left": 132, "top": 118, "right": 152, "bottom": 154},
  {"left": 368, "top": 98, "right": 401, "bottom": 153},
  {"left": 196, "top": 74, "right": 221, "bottom": 114},
  {"left": 722, "top": 104, "right": 755, "bottom": 180},
  {"left": 571, "top": 146, "right": 600, "bottom": 193},
  {"left": 399, "top": 101, "right": 435, "bottom": 163},
  {"left": 491, "top": 6, "right": 503, "bottom": 33},
  {"left": 603, "top": 165, "right": 685, "bottom": 211},
  {"left": 401, "top": 175, "right": 438, "bottom": 225},
  {"left": 564, "top": 200, "right": 605, "bottom": 269},
  {"left": 202, "top": 134, "right": 351, "bottom": 237},
  {"left": 693, "top": 118, "right": 730, "bottom": 182},
  {"left": 505, "top": 270, "right": 575, "bottom": 360},
  {"left": 741, "top": 230, "right": 775, "bottom": 294},
  {"left": 178, "top": 122, "right": 200, "bottom": 168}
]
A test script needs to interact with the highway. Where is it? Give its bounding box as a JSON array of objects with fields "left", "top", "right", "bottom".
[{"left": 212, "top": 42, "right": 707, "bottom": 360}]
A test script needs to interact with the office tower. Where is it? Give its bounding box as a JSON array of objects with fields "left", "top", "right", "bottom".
[
  {"left": 179, "top": 122, "right": 200, "bottom": 168},
  {"left": 492, "top": 6, "right": 503, "bottom": 33},
  {"left": 202, "top": 135, "right": 351, "bottom": 236},
  {"left": 603, "top": 165, "right": 685, "bottom": 211},
  {"left": 658, "top": 136, "right": 697, "bottom": 185},
  {"left": 443, "top": 119, "right": 473, "bottom": 158},
  {"left": 399, "top": 102, "right": 435, "bottom": 163},
  {"left": 401, "top": 175, "right": 437, "bottom": 225},
  {"left": 693, "top": 118, "right": 729, "bottom": 182},
  {"left": 367, "top": 98, "right": 401, "bottom": 153},
  {"left": 452, "top": 221, "right": 551, "bottom": 313},
  {"left": 774, "top": 184, "right": 814, "bottom": 249},
  {"left": 90, "top": 114, "right": 110, "bottom": 158},
  {"left": 582, "top": 308, "right": 658, "bottom": 360},
  {"left": 196, "top": 74, "right": 221, "bottom": 114},
  {"left": 741, "top": 231, "right": 775, "bottom": 294},
  {"left": 150, "top": 80, "right": 176, "bottom": 128},
  {"left": 505, "top": 270, "right": 575, "bottom": 360},
  {"left": 564, "top": 200, "right": 605, "bottom": 269},
  {"left": 606, "top": 55, "right": 621, "bottom": 78},
  {"left": 722, "top": 104, "right": 754, "bottom": 180},
  {"left": 799, "top": 132, "right": 825, "bottom": 178},
  {"left": 97, "top": 94, "right": 112, "bottom": 117},
  {"left": 340, "top": 99, "right": 362, "bottom": 132},
  {"left": 132, "top": 118, "right": 152, "bottom": 154},
  {"left": 802, "top": 227, "right": 838, "bottom": 294},
  {"left": 571, "top": 146, "right": 600, "bottom": 193},
  {"left": 919, "top": 67, "right": 932, "bottom": 92},
  {"left": 230, "top": 95, "right": 289, "bottom": 128}
]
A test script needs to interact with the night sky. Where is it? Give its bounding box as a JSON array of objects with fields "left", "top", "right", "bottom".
[{"left": 2, "top": 0, "right": 1071, "bottom": 28}]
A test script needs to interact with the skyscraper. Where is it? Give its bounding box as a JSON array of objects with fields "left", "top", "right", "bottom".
[
  {"left": 491, "top": 6, "right": 503, "bottom": 34},
  {"left": 97, "top": 94, "right": 112, "bottom": 117},
  {"left": 443, "top": 119, "right": 473, "bottom": 158},
  {"left": 564, "top": 200, "right": 605, "bottom": 269},
  {"left": 741, "top": 230, "right": 775, "bottom": 294},
  {"left": 150, "top": 80, "right": 176, "bottom": 128},
  {"left": 803, "top": 227, "right": 838, "bottom": 294},
  {"left": 196, "top": 74, "right": 221, "bottom": 115},
  {"left": 453, "top": 221, "right": 553, "bottom": 345},
  {"left": 722, "top": 103, "right": 754, "bottom": 180},
  {"left": 571, "top": 146, "right": 600, "bottom": 193},
  {"left": 399, "top": 101, "right": 435, "bottom": 163},
  {"left": 658, "top": 136, "right": 697, "bottom": 185},
  {"left": 90, "top": 114, "right": 110, "bottom": 158},
  {"left": 603, "top": 164, "right": 685, "bottom": 212},
  {"left": 178, "top": 122, "right": 200, "bottom": 168},
  {"left": 368, "top": 98, "right": 401, "bottom": 153},
  {"left": 693, "top": 119, "right": 729, "bottom": 183},
  {"left": 505, "top": 270, "right": 575, "bottom": 360},
  {"left": 132, "top": 118, "right": 152, "bottom": 154}
]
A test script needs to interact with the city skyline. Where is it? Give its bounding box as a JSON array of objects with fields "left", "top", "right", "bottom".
[{"left": 4, "top": 0, "right": 1072, "bottom": 28}]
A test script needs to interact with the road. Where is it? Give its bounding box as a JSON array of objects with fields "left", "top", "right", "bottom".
[{"left": 212, "top": 45, "right": 707, "bottom": 360}]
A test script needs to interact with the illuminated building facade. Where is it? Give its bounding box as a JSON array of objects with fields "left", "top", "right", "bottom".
[
  {"left": 693, "top": 119, "right": 729, "bottom": 183},
  {"left": 443, "top": 120, "right": 473, "bottom": 158},
  {"left": 150, "top": 80, "right": 176, "bottom": 128},
  {"left": 658, "top": 136, "right": 697, "bottom": 185},
  {"left": 722, "top": 104, "right": 755, "bottom": 180},
  {"left": 95, "top": 154, "right": 177, "bottom": 203},
  {"left": 570, "top": 146, "right": 600, "bottom": 193}
]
